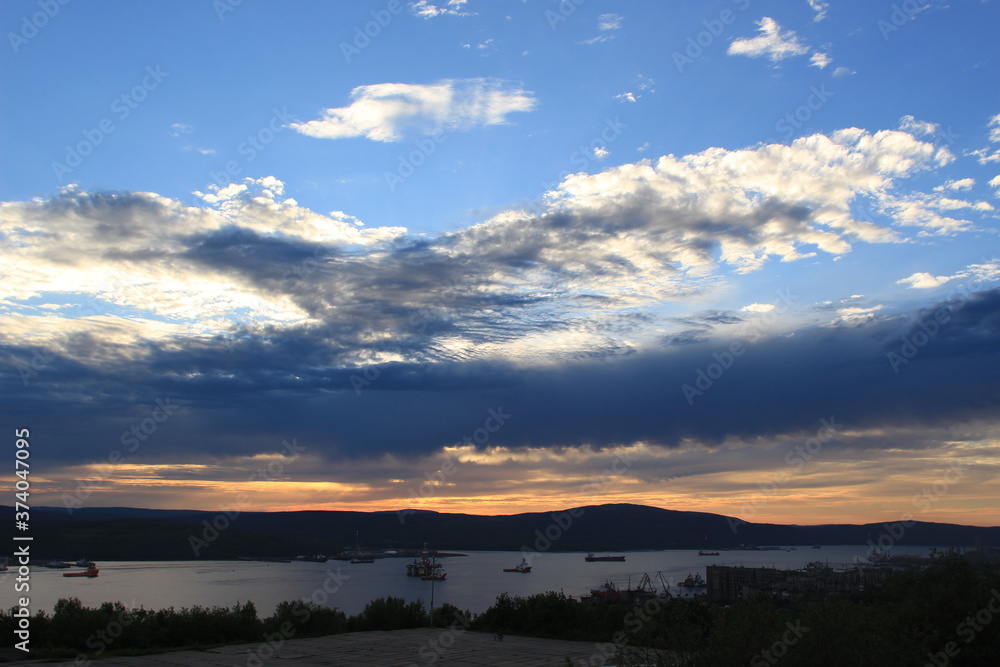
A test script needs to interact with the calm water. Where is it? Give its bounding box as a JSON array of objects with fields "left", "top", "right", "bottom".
[{"left": 4, "top": 546, "right": 934, "bottom": 617}]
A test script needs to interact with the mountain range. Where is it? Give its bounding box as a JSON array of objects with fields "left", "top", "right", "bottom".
[{"left": 6, "top": 504, "right": 997, "bottom": 561}]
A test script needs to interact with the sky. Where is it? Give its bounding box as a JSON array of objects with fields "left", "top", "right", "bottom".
[{"left": 2, "top": 0, "right": 999, "bottom": 527}]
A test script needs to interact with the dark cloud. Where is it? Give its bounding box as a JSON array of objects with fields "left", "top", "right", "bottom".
[{"left": 7, "top": 289, "right": 999, "bottom": 467}]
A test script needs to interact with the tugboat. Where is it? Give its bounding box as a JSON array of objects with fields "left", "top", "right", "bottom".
[
  {"left": 585, "top": 553, "right": 626, "bottom": 562},
  {"left": 406, "top": 543, "right": 445, "bottom": 578},
  {"left": 503, "top": 558, "right": 532, "bottom": 573},
  {"left": 64, "top": 565, "right": 99, "bottom": 578},
  {"left": 421, "top": 571, "right": 447, "bottom": 581},
  {"left": 679, "top": 572, "right": 706, "bottom": 588}
]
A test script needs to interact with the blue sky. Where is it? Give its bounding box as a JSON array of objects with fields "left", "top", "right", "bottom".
[{"left": 2, "top": 0, "right": 999, "bottom": 524}]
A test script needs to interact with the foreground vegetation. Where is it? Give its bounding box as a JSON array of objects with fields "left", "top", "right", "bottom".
[{"left": 3, "top": 556, "right": 998, "bottom": 665}]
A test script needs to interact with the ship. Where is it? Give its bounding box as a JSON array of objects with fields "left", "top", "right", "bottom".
[
  {"left": 350, "top": 531, "right": 375, "bottom": 564},
  {"left": 585, "top": 553, "right": 626, "bottom": 562},
  {"left": 679, "top": 572, "right": 706, "bottom": 588},
  {"left": 64, "top": 565, "right": 99, "bottom": 578},
  {"left": 580, "top": 580, "right": 622, "bottom": 603},
  {"left": 43, "top": 560, "right": 72, "bottom": 569},
  {"left": 421, "top": 571, "right": 447, "bottom": 581},
  {"left": 503, "top": 558, "right": 531, "bottom": 573},
  {"left": 406, "top": 543, "right": 445, "bottom": 578},
  {"left": 295, "top": 554, "right": 329, "bottom": 563},
  {"left": 698, "top": 550, "right": 720, "bottom": 556}
]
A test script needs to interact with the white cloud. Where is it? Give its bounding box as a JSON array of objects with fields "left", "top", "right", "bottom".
[
  {"left": 989, "top": 114, "right": 1000, "bottom": 143},
  {"left": 896, "top": 272, "right": 952, "bottom": 289},
  {"left": 897, "top": 260, "right": 1000, "bottom": 289},
  {"left": 829, "top": 305, "right": 883, "bottom": 326},
  {"left": 0, "top": 127, "right": 976, "bottom": 365},
  {"left": 614, "top": 92, "right": 636, "bottom": 103},
  {"left": 968, "top": 115, "right": 1000, "bottom": 164},
  {"left": 728, "top": 17, "right": 809, "bottom": 62},
  {"left": 898, "top": 115, "right": 940, "bottom": 137},
  {"left": 592, "top": 147, "right": 609, "bottom": 160},
  {"left": 583, "top": 12, "right": 623, "bottom": 44},
  {"left": 741, "top": 303, "right": 775, "bottom": 313},
  {"left": 170, "top": 122, "right": 193, "bottom": 137},
  {"left": 808, "top": 0, "right": 829, "bottom": 22},
  {"left": 833, "top": 67, "right": 855, "bottom": 77},
  {"left": 598, "top": 13, "right": 623, "bottom": 31},
  {"left": 810, "top": 52, "right": 832, "bottom": 69},
  {"left": 291, "top": 79, "right": 536, "bottom": 142},
  {"left": 934, "top": 178, "right": 975, "bottom": 192},
  {"left": 409, "top": 0, "right": 471, "bottom": 19}
]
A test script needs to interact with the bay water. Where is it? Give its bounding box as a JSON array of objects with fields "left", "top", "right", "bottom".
[{"left": 3, "top": 546, "right": 933, "bottom": 618}]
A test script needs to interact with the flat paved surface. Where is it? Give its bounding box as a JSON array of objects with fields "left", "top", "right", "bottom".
[{"left": 3, "top": 629, "right": 628, "bottom": 666}]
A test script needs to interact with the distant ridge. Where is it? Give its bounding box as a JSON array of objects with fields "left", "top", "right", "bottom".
[{"left": 6, "top": 503, "right": 998, "bottom": 560}]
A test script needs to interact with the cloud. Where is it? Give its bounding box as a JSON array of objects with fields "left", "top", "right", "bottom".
[
  {"left": 897, "top": 260, "right": 1000, "bottom": 289},
  {"left": 810, "top": 52, "right": 831, "bottom": 69},
  {"left": 934, "top": 178, "right": 975, "bottom": 192},
  {"left": 728, "top": 17, "right": 809, "bottom": 62},
  {"left": 291, "top": 79, "right": 536, "bottom": 142},
  {"left": 897, "top": 272, "right": 952, "bottom": 289},
  {"left": 808, "top": 0, "right": 829, "bottom": 22},
  {"left": 583, "top": 13, "right": 623, "bottom": 44},
  {"left": 409, "top": 0, "right": 472, "bottom": 19},
  {"left": 598, "top": 13, "right": 623, "bottom": 31},
  {"left": 4, "top": 125, "right": 994, "bottom": 469},
  {"left": 169, "top": 123, "right": 193, "bottom": 137},
  {"left": 898, "top": 115, "right": 940, "bottom": 137},
  {"left": 968, "top": 114, "right": 1000, "bottom": 164},
  {"left": 833, "top": 66, "right": 855, "bottom": 77},
  {"left": 614, "top": 92, "right": 637, "bottom": 103}
]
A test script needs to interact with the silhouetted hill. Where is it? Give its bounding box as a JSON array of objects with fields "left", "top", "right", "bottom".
[{"left": 6, "top": 503, "right": 997, "bottom": 560}]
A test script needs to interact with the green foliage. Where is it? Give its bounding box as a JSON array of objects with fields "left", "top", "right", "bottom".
[
  {"left": 348, "top": 596, "right": 427, "bottom": 631},
  {"left": 3, "top": 557, "right": 997, "bottom": 665}
]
